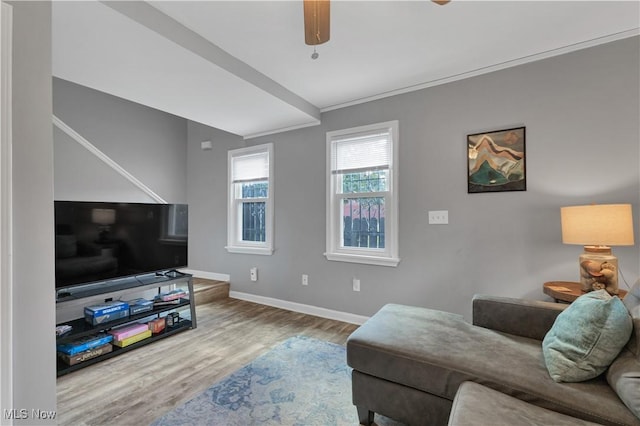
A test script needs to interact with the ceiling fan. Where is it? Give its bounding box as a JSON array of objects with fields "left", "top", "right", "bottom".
[{"left": 303, "top": 0, "right": 450, "bottom": 47}]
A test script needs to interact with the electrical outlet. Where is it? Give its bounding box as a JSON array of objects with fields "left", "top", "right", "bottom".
[
  {"left": 250, "top": 267, "right": 258, "bottom": 282},
  {"left": 353, "top": 278, "right": 361, "bottom": 292},
  {"left": 428, "top": 210, "right": 449, "bottom": 225},
  {"left": 302, "top": 274, "right": 309, "bottom": 286}
]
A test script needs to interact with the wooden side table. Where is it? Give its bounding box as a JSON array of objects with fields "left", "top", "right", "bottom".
[{"left": 543, "top": 281, "right": 627, "bottom": 303}]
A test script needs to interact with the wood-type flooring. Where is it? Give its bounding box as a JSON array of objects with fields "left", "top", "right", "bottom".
[{"left": 56, "top": 297, "right": 359, "bottom": 426}]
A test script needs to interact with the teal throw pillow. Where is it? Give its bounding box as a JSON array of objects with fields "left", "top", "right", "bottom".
[{"left": 542, "top": 289, "right": 632, "bottom": 383}]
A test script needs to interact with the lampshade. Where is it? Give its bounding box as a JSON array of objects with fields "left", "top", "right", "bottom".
[
  {"left": 92, "top": 208, "right": 116, "bottom": 226},
  {"left": 561, "top": 204, "right": 634, "bottom": 247}
]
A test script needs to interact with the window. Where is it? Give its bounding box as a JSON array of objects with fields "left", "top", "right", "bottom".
[
  {"left": 161, "top": 204, "right": 188, "bottom": 242},
  {"left": 227, "top": 143, "right": 274, "bottom": 255},
  {"left": 326, "top": 121, "right": 399, "bottom": 267}
]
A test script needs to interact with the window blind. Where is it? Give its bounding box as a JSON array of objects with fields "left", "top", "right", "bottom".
[
  {"left": 331, "top": 130, "right": 391, "bottom": 174},
  {"left": 232, "top": 151, "right": 269, "bottom": 183}
]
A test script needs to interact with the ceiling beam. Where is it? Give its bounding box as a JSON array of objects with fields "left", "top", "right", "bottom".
[{"left": 101, "top": 1, "right": 321, "bottom": 125}]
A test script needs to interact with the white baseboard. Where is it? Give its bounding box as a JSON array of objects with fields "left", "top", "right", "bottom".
[
  {"left": 179, "top": 269, "right": 368, "bottom": 325},
  {"left": 229, "top": 291, "right": 370, "bottom": 325},
  {"left": 180, "top": 268, "right": 230, "bottom": 282}
]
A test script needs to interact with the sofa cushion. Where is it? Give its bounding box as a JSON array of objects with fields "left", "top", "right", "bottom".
[
  {"left": 607, "top": 280, "right": 640, "bottom": 421},
  {"left": 347, "top": 304, "right": 640, "bottom": 426},
  {"left": 623, "top": 280, "right": 640, "bottom": 357},
  {"left": 542, "top": 290, "right": 632, "bottom": 383},
  {"left": 607, "top": 349, "right": 640, "bottom": 420},
  {"left": 449, "top": 381, "right": 600, "bottom": 426}
]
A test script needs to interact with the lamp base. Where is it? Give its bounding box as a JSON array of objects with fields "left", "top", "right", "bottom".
[{"left": 578, "top": 246, "right": 618, "bottom": 295}]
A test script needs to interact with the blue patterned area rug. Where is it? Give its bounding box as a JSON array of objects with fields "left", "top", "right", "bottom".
[{"left": 152, "top": 335, "right": 401, "bottom": 426}]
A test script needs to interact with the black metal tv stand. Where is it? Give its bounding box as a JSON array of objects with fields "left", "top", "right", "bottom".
[{"left": 55, "top": 273, "right": 196, "bottom": 377}]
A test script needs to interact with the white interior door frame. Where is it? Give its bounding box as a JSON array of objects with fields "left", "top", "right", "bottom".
[{"left": 0, "top": 1, "right": 13, "bottom": 421}]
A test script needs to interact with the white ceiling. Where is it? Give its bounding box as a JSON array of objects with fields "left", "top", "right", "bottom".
[{"left": 52, "top": 1, "right": 640, "bottom": 139}]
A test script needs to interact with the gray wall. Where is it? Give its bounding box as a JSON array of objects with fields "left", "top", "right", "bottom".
[
  {"left": 187, "top": 36, "right": 640, "bottom": 320},
  {"left": 9, "top": 1, "right": 57, "bottom": 422},
  {"left": 53, "top": 77, "right": 188, "bottom": 204},
  {"left": 186, "top": 122, "right": 243, "bottom": 272}
]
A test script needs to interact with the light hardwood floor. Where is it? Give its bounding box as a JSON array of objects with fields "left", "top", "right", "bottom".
[{"left": 56, "top": 298, "right": 359, "bottom": 426}]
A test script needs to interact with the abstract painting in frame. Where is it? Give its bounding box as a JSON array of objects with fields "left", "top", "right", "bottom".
[{"left": 467, "top": 126, "right": 526, "bottom": 193}]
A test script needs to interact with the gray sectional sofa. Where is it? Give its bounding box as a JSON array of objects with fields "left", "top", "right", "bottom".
[
  {"left": 347, "top": 282, "right": 640, "bottom": 425},
  {"left": 449, "top": 381, "right": 599, "bottom": 426}
]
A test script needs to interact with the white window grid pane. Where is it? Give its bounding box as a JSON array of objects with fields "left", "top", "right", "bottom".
[
  {"left": 237, "top": 200, "right": 267, "bottom": 243},
  {"left": 234, "top": 181, "right": 269, "bottom": 199},
  {"left": 337, "top": 170, "right": 389, "bottom": 194},
  {"left": 340, "top": 195, "right": 386, "bottom": 249}
]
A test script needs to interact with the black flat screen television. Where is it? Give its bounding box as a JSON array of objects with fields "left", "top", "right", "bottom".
[{"left": 54, "top": 201, "right": 188, "bottom": 293}]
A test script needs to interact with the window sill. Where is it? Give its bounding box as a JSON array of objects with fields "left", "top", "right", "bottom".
[
  {"left": 226, "top": 246, "right": 273, "bottom": 256},
  {"left": 324, "top": 252, "right": 400, "bottom": 267}
]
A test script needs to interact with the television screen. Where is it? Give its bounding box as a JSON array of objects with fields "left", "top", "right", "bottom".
[{"left": 54, "top": 201, "right": 188, "bottom": 290}]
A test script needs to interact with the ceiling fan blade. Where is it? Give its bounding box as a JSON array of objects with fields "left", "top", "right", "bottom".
[
  {"left": 432, "top": 0, "right": 450, "bottom": 5},
  {"left": 304, "top": 0, "right": 330, "bottom": 45}
]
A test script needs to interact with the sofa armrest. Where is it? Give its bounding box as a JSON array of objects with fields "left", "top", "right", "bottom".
[{"left": 472, "top": 295, "right": 567, "bottom": 341}]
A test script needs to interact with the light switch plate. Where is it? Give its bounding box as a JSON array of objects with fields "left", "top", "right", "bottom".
[{"left": 428, "top": 210, "right": 449, "bottom": 225}]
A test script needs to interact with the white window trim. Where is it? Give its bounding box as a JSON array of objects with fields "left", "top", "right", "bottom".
[
  {"left": 226, "top": 143, "right": 274, "bottom": 256},
  {"left": 325, "top": 121, "right": 400, "bottom": 267}
]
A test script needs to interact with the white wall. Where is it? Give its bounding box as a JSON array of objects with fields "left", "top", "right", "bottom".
[
  {"left": 187, "top": 36, "right": 640, "bottom": 320},
  {"left": 8, "top": 1, "right": 57, "bottom": 423}
]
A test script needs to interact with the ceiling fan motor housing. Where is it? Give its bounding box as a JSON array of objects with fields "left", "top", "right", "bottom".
[{"left": 304, "top": 0, "right": 330, "bottom": 45}]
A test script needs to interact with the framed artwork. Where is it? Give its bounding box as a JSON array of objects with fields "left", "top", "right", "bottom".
[{"left": 467, "top": 126, "right": 526, "bottom": 193}]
